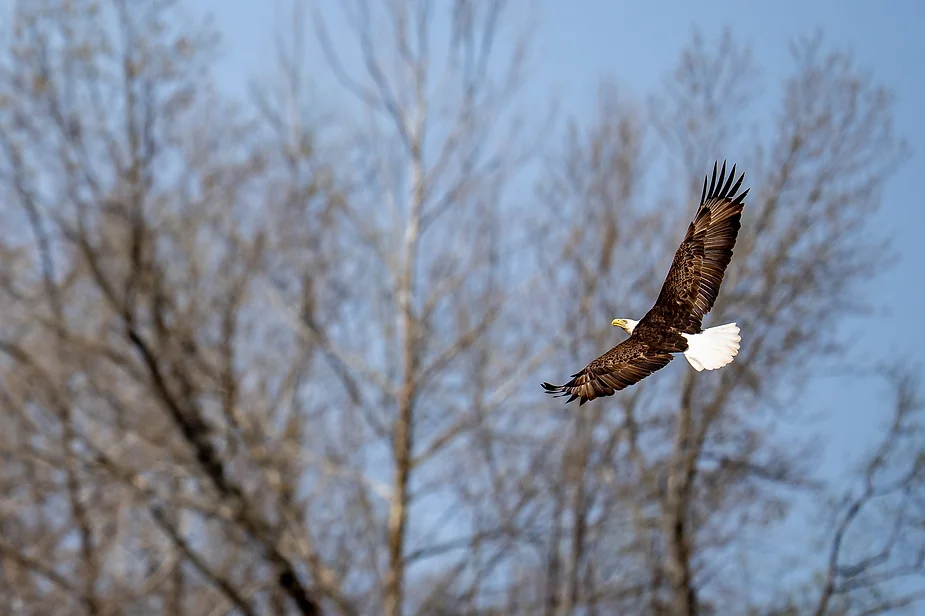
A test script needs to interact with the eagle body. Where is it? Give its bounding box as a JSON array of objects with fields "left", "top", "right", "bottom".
[{"left": 542, "top": 161, "right": 749, "bottom": 405}]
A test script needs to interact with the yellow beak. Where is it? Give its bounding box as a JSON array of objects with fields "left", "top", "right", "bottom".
[{"left": 611, "top": 319, "right": 626, "bottom": 328}]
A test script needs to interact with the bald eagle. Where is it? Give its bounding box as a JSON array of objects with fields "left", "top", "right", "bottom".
[{"left": 542, "top": 161, "right": 749, "bottom": 405}]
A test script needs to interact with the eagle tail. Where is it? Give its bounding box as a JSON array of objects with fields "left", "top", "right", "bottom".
[{"left": 682, "top": 323, "right": 741, "bottom": 372}]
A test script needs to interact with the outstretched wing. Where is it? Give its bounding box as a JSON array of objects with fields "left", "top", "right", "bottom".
[
  {"left": 650, "top": 160, "right": 749, "bottom": 333},
  {"left": 541, "top": 337, "right": 674, "bottom": 405}
]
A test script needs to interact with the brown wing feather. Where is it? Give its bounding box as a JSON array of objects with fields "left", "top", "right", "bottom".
[
  {"left": 541, "top": 337, "right": 674, "bottom": 405},
  {"left": 649, "top": 160, "right": 749, "bottom": 333}
]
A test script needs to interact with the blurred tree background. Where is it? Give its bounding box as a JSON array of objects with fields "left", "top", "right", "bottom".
[{"left": 0, "top": 1, "right": 921, "bottom": 615}]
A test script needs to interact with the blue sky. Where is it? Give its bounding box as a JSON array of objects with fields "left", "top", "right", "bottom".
[
  {"left": 193, "top": 0, "right": 924, "bottom": 592},
  {"left": 198, "top": 0, "right": 924, "bottom": 357},
  {"left": 197, "top": 0, "right": 923, "bottom": 468}
]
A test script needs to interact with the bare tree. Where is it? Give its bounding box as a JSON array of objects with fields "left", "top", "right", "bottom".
[
  {"left": 520, "top": 31, "right": 907, "bottom": 616},
  {"left": 0, "top": 0, "right": 344, "bottom": 613},
  {"left": 301, "top": 1, "right": 547, "bottom": 614},
  {"left": 809, "top": 368, "right": 925, "bottom": 616},
  {"left": 0, "top": 1, "right": 915, "bottom": 615},
  {"left": 0, "top": 0, "right": 544, "bottom": 612}
]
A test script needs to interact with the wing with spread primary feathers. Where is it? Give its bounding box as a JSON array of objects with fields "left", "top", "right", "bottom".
[
  {"left": 649, "top": 161, "right": 749, "bottom": 334},
  {"left": 541, "top": 336, "right": 674, "bottom": 405}
]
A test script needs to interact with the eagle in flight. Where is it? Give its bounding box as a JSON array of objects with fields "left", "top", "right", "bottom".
[{"left": 542, "top": 161, "right": 749, "bottom": 405}]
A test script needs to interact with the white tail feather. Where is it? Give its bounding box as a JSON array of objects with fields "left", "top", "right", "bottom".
[{"left": 682, "top": 323, "right": 741, "bottom": 372}]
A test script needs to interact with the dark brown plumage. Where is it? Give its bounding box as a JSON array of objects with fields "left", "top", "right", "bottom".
[{"left": 542, "top": 161, "right": 749, "bottom": 405}]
